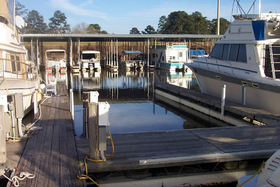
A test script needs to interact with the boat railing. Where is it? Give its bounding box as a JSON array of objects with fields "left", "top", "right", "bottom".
[
  {"left": 0, "top": 58, "right": 38, "bottom": 80},
  {"left": 260, "top": 13, "right": 280, "bottom": 22}
]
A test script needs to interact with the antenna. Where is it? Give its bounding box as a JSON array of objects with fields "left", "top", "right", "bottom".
[
  {"left": 259, "top": 0, "right": 261, "bottom": 16},
  {"left": 15, "top": 16, "right": 26, "bottom": 29},
  {"left": 232, "top": 0, "right": 259, "bottom": 19}
]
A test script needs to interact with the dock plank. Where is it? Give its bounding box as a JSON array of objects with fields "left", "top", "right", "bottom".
[
  {"left": 77, "top": 125, "right": 280, "bottom": 172},
  {"left": 13, "top": 83, "right": 85, "bottom": 187}
]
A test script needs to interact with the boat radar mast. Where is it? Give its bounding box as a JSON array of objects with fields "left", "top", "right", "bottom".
[{"left": 231, "top": 0, "right": 261, "bottom": 20}]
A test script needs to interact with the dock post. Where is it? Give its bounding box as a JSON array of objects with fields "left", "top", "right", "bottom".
[
  {"left": 70, "top": 89, "right": 74, "bottom": 120},
  {"left": 0, "top": 106, "right": 6, "bottom": 173},
  {"left": 34, "top": 90, "right": 38, "bottom": 115},
  {"left": 221, "top": 85, "right": 226, "bottom": 116},
  {"left": 242, "top": 85, "right": 246, "bottom": 106},
  {"left": 88, "top": 91, "right": 99, "bottom": 159}
]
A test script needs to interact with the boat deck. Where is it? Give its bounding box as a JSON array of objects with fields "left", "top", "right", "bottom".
[{"left": 7, "top": 83, "right": 85, "bottom": 187}]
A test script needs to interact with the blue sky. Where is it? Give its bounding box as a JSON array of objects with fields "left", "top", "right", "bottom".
[{"left": 17, "top": 0, "right": 280, "bottom": 34}]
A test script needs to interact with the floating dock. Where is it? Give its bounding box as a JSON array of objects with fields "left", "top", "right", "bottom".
[
  {"left": 155, "top": 82, "right": 280, "bottom": 126},
  {"left": 4, "top": 82, "right": 280, "bottom": 186}
]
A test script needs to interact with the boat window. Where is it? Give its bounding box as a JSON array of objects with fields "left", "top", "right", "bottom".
[
  {"left": 11, "top": 55, "right": 16, "bottom": 72},
  {"left": 221, "top": 44, "right": 230, "bottom": 60},
  {"left": 0, "top": 51, "right": 2, "bottom": 72},
  {"left": 16, "top": 56, "right": 21, "bottom": 73},
  {"left": 229, "top": 44, "right": 239, "bottom": 61},
  {"left": 179, "top": 52, "right": 183, "bottom": 57},
  {"left": 210, "top": 44, "right": 223, "bottom": 59},
  {"left": 237, "top": 44, "right": 247, "bottom": 62}
]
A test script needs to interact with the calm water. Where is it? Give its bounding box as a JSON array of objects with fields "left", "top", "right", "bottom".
[{"left": 44, "top": 69, "right": 229, "bottom": 135}]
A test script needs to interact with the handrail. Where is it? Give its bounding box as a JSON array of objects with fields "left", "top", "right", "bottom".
[{"left": 0, "top": 58, "right": 38, "bottom": 81}]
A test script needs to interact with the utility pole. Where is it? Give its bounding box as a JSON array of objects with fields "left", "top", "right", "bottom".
[{"left": 217, "top": 0, "right": 220, "bottom": 35}]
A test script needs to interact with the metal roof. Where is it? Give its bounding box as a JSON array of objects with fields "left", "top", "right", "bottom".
[{"left": 20, "top": 33, "right": 222, "bottom": 42}]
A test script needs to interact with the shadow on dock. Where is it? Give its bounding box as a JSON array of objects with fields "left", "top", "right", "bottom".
[{"left": 7, "top": 83, "right": 85, "bottom": 187}]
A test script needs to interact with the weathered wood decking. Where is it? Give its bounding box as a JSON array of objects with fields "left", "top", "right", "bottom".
[
  {"left": 76, "top": 124, "right": 280, "bottom": 173},
  {"left": 155, "top": 82, "right": 280, "bottom": 125},
  {"left": 9, "top": 83, "right": 85, "bottom": 187}
]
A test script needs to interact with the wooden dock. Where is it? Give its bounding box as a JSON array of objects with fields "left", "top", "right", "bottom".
[
  {"left": 6, "top": 83, "right": 85, "bottom": 187},
  {"left": 5, "top": 81, "right": 280, "bottom": 186},
  {"left": 155, "top": 82, "right": 280, "bottom": 126},
  {"left": 77, "top": 125, "right": 280, "bottom": 172}
]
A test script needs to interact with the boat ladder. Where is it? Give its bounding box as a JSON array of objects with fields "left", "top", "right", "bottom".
[{"left": 269, "top": 44, "right": 280, "bottom": 79}]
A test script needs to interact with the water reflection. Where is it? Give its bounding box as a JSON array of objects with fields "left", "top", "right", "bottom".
[{"left": 43, "top": 69, "right": 226, "bottom": 135}]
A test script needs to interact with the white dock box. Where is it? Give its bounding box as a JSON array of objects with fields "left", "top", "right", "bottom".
[
  {"left": 90, "top": 91, "right": 99, "bottom": 103},
  {"left": 99, "top": 102, "right": 110, "bottom": 126}
]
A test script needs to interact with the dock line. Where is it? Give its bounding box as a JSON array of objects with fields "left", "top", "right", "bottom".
[
  {"left": 2, "top": 170, "right": 35, "bottom": 187},
  {"left": 25, "top": 95, "right": 52, "bottom": 133}
]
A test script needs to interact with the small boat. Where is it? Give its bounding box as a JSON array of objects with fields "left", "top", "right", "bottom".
[
  {"left": 45, "top": 49, "right": 67, "bottom": 73},
  {"left": 189, "top": 50, "right": 207, "bottom": 60},
  {"left": 120, "top": 51, "right": 144, "bottom": 71},
  {"left": 186, "top": 1, "right": 280, "bottom": 114},
  {"left": 151, "top": 43, "right": 189, "bottom": 72},
  {"left": 80, "top": 50, "right": 101, "bottom": 72}
]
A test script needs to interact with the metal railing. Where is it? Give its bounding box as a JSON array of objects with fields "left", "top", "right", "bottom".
[{"left": 0, "top": 58, "right": 38, "bottom": 80}]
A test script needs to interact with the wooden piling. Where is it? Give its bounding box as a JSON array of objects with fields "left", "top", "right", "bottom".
[{"left": 88, "top": 102, "right": 99, "bottom": 159}]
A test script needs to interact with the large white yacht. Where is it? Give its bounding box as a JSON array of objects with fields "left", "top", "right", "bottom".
[
  {"left": 187, "top": 3, "right": 280, "bottom": 114},
  {"left": 0, "top": 0, "right": 40, "bottom": 115}
]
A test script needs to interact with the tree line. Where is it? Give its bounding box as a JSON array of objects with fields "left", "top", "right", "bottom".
[
  {"left": 16, "top": 2, "right": 230, "bottom": 35},
  {"left": 131, "top": 11, "right": 230, "bottom": 35},
  {"left": 15, "top": 2, "right": 107, "bottom": 34}
]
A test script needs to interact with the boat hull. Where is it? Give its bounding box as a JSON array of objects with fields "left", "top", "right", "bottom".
[{"left": 191, "top": 67, "right": 280, "bottom": 115}]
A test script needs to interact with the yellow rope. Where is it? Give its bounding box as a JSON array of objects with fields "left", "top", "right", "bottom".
[
  {"left": 105, "top": 126, "right": 114, "bottom": 158},
  {"left": 77, "top": 126, "right": 114, "bottom": 186},
  {"left": 238, "top": 162, "right": 265, "bottom": 187}
]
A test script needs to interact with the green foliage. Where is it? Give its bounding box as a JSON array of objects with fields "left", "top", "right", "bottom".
[
  {"left": 211, "top": 18, "right": 231, "bottom": 35},
  {"left": 142, "top": 25, "right": 157, "bottom": 34},
  {"left": 158, "top": 10, "right": 230, "bottom": 35},
  {"left": 24, "top": 10, "right": 47, "bottom": 33},
  {"left": 48, "top": 10, "right": 70, "bottom": 34},
  {"left": 87, "top": 24, "right": 108, "bottom": 34},
  {"left": 15, "top": 2, "right": 28, "bottom": 17},
  {"left": 130, "top": 27, "right": 141, "bottom": 34}
]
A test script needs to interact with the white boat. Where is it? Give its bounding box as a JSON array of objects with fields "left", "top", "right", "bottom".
[
  {"left": 151, "top": 43, "right": 189, "bottom": 72},
  {"left": 80, "top": 50, "right": 101, "bottom": 71},
  {"left": 237, "top": 149, "right": 280, "bottom": 187},
  {"left": 0, "top": 0, "right": 40, "bottom": 116},
  {"left": 120, "top": 51, "right": 144, "bottom": 71},
  {"left": 45, "top": 49, "right": 67, "bottom": 73},
  {"left": 186, "top": 2, "right": 280, "bottom": 114}
]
